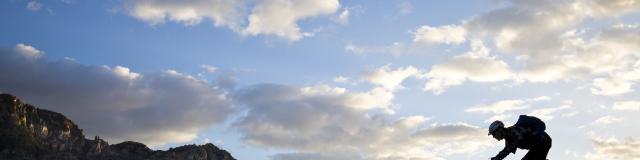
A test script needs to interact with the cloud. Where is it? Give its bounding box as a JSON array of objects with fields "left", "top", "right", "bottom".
[
  {"left": 26, "top": 1, "right": 43, "bottom": 11},
  {"left": 413, "top": 123, "right": 483, "bottom": 140},
  {"left": 587, "top": 137, "right": 640, "bottom": 159},
  {"left": 128, "top": 0, "right": 245, "bottom": 28},
  {"left": 364, "top": 65, "right": 420, "bottom": 91},
  {"left": 484, "top": 114, "right": 514, "bottom": 123},
  {"left": 334, "top": 8, "right": 350, "bottom": 25},
  {"left": 127, "top": 0, "right": 342, "bottom": 41},
  {"left": 465, "top": 100, "right": 528, "bottom": 114},
  {"left": 467, "top": 96, "right": 563, "bottom": 122},
  {"left": 333, "top": 76, "right": 349, "bottom": 83},
  {"left": 242, "top": 0, "right": 340, "bottom": 41},
  {"left": 422, "top": 40, "right": 512, "bottom": 94},
  {"left": 0, "top": 44, "right": 233, "bottom": 146},
  {"left": 590, "top": 77, "right": 634, "bottom": 96},
  {"left": 528, "top": 104, "right": 572, "bottom": 121},
  {"left": 402, "top": 0, "right": 640, "bottom": 94},
  {"left": 344, "top": 42, "right": 406, "bottom": 55},
  {"left": 412, "top": 123, "right": 491, "bottom": 155},
  {"left": 200, "top": 64, "right": 218, "bottom": 73},
  {"left": 271, "top": 152, "right": 365, "bottom": 160},
  {"left": 464, "top": 1, "right": 640, "bottom": 84},
  {"left": 413, "top": 25, "right": 466, "bottom": 45},
  {"left": 612, "top": 101, "right": 640, "bottom": 111},
  {"left": 15, "top": 43, "right": 44, "bottom": 59},
  {"left": 591, "top": 115, "right": 621, "bottom": 125},
  {"left": 232, "top": 83, "right": 490, "bottom": 159},
  {"left": 590, "top": 49, "right": 640, "bottom": 96},
  {"left": 397, "top": 1, "right": 412, "bottom": 15}
]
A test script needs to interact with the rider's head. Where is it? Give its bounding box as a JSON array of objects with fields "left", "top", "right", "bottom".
[{"left": 488, "top": 120, "right": 505, "bottom": 140}]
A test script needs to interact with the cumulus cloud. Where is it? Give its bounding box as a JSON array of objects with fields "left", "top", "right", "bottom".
[
  {"left": 412, "top": 123, "right": 491, "bottom": 155},
  {"left": 26, "top": 1, "right": 43, "bottom": 11},
  {"left": 587, "top": 137, "right": 640, "bottom": 159},
  {"left": 422, "top": 40, "right": 512, "bottom": 94},
  {"left": 344, "top": 42, "right": 406, "bottom": 55},
  {"left": 413, "top": 25, "right": 466, "bottom": 45},
  {"left": 528, "top": 104, "right": 572, "bottom": 121},
  {"left": 0, "top": 44, "right": 233, "bottom": 146},
  {"left": 200, "top": 64, "right": 218, "bottom": 73},
  {"left": 271, "top": 152, "right": 365, "bottom": 160},
  {"left": 333, "top": 76, "right": 349, "bottom": 83},
  {"left": 127, "top": 0, "right": 342, "bottom": 41},
  {"left": 232, "top": 83, "right": 491, "bottom": 159},
  {"left": 243, "top": 0, "right": 340, "bottom": 41},
  {"left": 612, "top": 101, "right": 640, "bottom": 111},
  {"left": 591, "top": 77, "right": 634, "bottom": 96},
  {"left": 465, "top": 100, "right": 528, "bottom": 114},
  {"left": 591, "top": 115, "right": 621, "bottom": 125},
  {"left": 470, "top": 1, "right": 640, "bottom": 84},
  {"left": 128, "top": 0, "right": 245, "bottom": 28},
  {"left": 404, "top": 0, "right": 640, "bottom": 94},
  {"left": 15, "top": 43, "right": 44, "bottom": 59},
  {"left": 590, "top": 51, "right": 640, "bottom": 96},
  {"left": 467, "top": 96, "right": 565, "bottom": 122},
  {"left": 365, "top": 65, "right": 420, "bottom": 91}
]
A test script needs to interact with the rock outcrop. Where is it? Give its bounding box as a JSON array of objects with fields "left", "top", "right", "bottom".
[{"left": 0, "top": 93, "right": 235, "bottom": 160}]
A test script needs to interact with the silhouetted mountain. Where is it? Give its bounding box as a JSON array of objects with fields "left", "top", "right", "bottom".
[{"left": 0, "top": 93, "right": 235, "bottom": 160}]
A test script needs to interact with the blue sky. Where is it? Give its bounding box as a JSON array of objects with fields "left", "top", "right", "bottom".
[{"left": 2, "top": 0, "right": 640, "bottom": 159}]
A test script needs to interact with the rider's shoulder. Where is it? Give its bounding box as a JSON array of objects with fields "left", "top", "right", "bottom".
[{"left": 505, "top": 126, "right": 529, "bottom": 136}]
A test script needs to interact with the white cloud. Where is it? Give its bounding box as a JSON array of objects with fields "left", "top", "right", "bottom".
[
  {"left": 344, "top": 42, "right": 406, "bottom": 55},
  {"left": 484, "top": 113, "right": 514, "bottom": 123},
  {"left": 530, "top": 96, "right": 552, "bottom": 102},
  {"left": 586, "top": 137, "right": 640, "bottom": 160},
  {"left": 26, "top": 1, "right": 43, "bottom": 11},
  {"left": 412, "top": 123, "right": 492, "bottom": 156},
  {"left": 106, "top": 65, "right": 142, "bottom": 80},
  {"left": 423, "top": 40, "right": 512, "bottom": 94},
  {"left": 403, "top": 0, "right": 640, "bottom": 94},
  {"left": 242, "top": 0, "right": 340, "bottom": 41},
  {"left": 334, "top": 8, "right": 350, "bottom": 24},
  {"left": 333, "top": 76, "right": 349, "bottom": 83},
  {"left": 592, "top": 115, "right": 621, "bottom": 125},
  {"left": 612, "top": 101, "right": 640, "bottom": 111},
  {"left": 15, "top": 43, "right": 44, "bottom": 59},
  {"left": 233, "top": 83, "right": 490, "bottom": 159},
  {"left": 466, "top": 1, "right": 640, "bottom": 84},
  {"left": 413, "top": 25, "right": 466, "bottom": 45},
  {"left": 128, "top": 0, "right": 245, "bottom": 28},
  {"left": 200, "top": 64, "right": 218, "bottom": 73},
  {"left": 127, "top": 0, "right": 341, "bottom": 41},
  {"left": 468, "top": 96, "right": 561, "bottom": 122},
  {"left": 465, "top": 100, "right": 528, "bottom": 114},
  {"left": 0, "top": 44, "right": 234, "bottom": 147},
  {"left": 591, "top": 77, "right": 634, "bottom": 96},
  {"left": 271, "top": 151, "right": 365, "bottom": 160},
  {"left": 365, "top": 65, "right": 420, "bottom": 91},
  {"left": 528, "top": 105, "right": 572, "bottom": 121}
]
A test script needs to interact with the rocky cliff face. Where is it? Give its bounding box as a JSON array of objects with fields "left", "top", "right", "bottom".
[{"left": 0, "top": 93, "right": 236, "bottom": 160}]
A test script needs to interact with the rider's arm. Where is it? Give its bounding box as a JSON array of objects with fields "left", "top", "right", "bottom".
[
  {"left": 494, "top": 139, "right": 517, "bottom": 159},
  {"left": 494, "top": 129, "right": 521, "bottom": 160}
]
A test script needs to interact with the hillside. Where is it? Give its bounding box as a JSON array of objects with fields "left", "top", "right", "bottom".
[{"left": 0, "top": 93, "right": 236, "bottom": 160}]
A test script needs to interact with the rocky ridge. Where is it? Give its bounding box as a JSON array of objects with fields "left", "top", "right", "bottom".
[{"left": 0, "top": 93, "right": 235, "bottom": 160}]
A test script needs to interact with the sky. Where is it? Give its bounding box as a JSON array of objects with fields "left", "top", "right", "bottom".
[{"left": 1, "top": 0, "right": 640, "bottom": 159}]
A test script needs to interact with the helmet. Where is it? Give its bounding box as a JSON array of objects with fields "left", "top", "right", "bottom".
[{"left": 488, "top": 120, "right": 504, "bottom": 135}]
